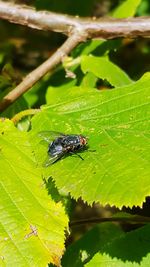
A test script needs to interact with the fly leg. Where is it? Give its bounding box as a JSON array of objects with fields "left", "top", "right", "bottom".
[
  {"left": 69, "top": 151, "right": 84, "bottom": 160},
  {"left": 76, "top": 153, "right": 84, "bottom": 160}
]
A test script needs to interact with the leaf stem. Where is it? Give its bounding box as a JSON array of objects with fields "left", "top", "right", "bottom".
[{"left": 11, "top": 108, "right": 40, "bottom": 124}]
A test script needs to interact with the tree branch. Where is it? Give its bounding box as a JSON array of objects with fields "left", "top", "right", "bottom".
[
  {"left": 70, "top": 215, "right": 150, "bottom": 227},
  {"left": 0, "top": 1, "right": 150, "bottom": 39}
]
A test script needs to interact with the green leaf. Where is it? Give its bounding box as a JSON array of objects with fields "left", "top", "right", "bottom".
[
  {"left": 45, "top": 84, "right": 92, "bottom": 107},
  {"left": 81, "top": 56, "right": 133, "bottom": 87},
  {"left": 62, "top": 223, "right": 123, "bottom": 267},
  {"left": 81, "top": 72, "right": 97, "bottom": 88},
  {"left": 85, "top": 224, "right": 150, "bottom": 267},
  {"left": 72, "top": 40, "right": 104, "bottom": 57},
  {"left": 31, "top": 72, "right": 150, "bottom": 208},
  {"left": 136, "top": 0, "right": 150, "bottom": 16},
  {"left": 32, "top": 73, "right": 149, "bottom": 208},
  {"left": 0, "top": 120, "right": 68, "bottom": 266},
  {"left": 112, "top": 0, "right": 142, "bottom": 18}
]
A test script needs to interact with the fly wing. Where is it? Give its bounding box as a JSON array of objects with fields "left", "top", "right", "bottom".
[
  {"left": 39, "top": 131, "right": 66, "bottom": 166},
  {"left": 43, "top": 152, "right": 64, "bottom": 167},
  {"left": 38, "top": 131, "right": 66, "bottom": 143}
]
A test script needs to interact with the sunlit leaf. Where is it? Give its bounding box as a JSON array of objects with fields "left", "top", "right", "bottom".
[
  {"left": 31, "top": 73, "right": 150, "bottom": 208},
  {"left": 0, "top": 120, "right": 68, "bottom": 266},
  {"left": 112, "top": 0, "right": 142, "bottom": 18},
  {"left": 81, "top": 56, "right": 133, "bottom": 87}
]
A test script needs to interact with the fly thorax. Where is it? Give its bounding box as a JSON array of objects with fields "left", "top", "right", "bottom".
[{"left": 63, "top": 135, "right": 80, "bottom": 146}]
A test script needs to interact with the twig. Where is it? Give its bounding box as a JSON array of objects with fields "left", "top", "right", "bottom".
[
  {"left": 69, "top": 216, "right": 150, "bottom": 227},
  {"left": 0, "top": 1, "right": 150, "bottom": 38},
  {"left": 0, "top": 32, "right": 86, "bottom": 112}
]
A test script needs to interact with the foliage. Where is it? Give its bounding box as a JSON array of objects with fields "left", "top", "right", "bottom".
[
  {"left": 0, "top": 0, "right": 150, "bottom": 266},
  {"left": 31, "top": 70, "right": 149, "bottom": 208},
  {"left": 85, "top": 223, "right": 150, "bottom": 267},
  {"left": 62, "top": 221, "right": 150, "bottom": 267},
  {"left": 0, "top": 120, "right": 68, "bottom": 266}
]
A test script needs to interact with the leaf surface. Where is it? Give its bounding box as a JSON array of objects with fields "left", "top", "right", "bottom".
[
  {"left": 0, "top": 120, "right": 68, "bottom": 266},
  {"left": 85, "top": 224, "right": 150, "bottom": 267},
  {"left": 81, "top": 56, "right": 132, "bottom": 87},
  {"left": 32, "top": 73, "right": 150, "bottom": 208},
  {"left": 112, "top": 0, "right": 142, "bottom": 18},
  {"left": 62, "top": 223, "right": 123, "bottom": 267}
]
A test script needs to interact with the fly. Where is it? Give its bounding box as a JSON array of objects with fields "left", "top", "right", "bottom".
[{"left": 38, "top": 131, "right": 88, "bottom": 166}]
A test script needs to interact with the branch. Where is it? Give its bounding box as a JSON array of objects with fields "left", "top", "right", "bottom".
[
  {"left": 0, "top": 33, "right": 85, "bottom": 112},
  {"left": 70, "top": 215, "right": 150, "bottom": 227},
  {"left": 0, "top": 1, "right": 150, "bottom": 39}
]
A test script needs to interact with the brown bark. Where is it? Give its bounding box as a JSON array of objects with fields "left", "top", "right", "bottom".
[{"left": 0, "top": 1, "right": 150, "bottom": 39}]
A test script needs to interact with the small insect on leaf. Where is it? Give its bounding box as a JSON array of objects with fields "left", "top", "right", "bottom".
[{"left": 38, "top": 131, "right": 88, "bottom": 167}]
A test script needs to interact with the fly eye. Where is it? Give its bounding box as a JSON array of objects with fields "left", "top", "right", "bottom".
[
  {"left": 82, "top": 138, "right": 87, "bottom": 145},
  {"left": 84, "top": 139, "right": 87, "bottom": 144}
]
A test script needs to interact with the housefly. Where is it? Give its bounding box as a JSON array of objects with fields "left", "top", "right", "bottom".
[{"left": 38, "top": 131, "right": 88, "bottom": 166}]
